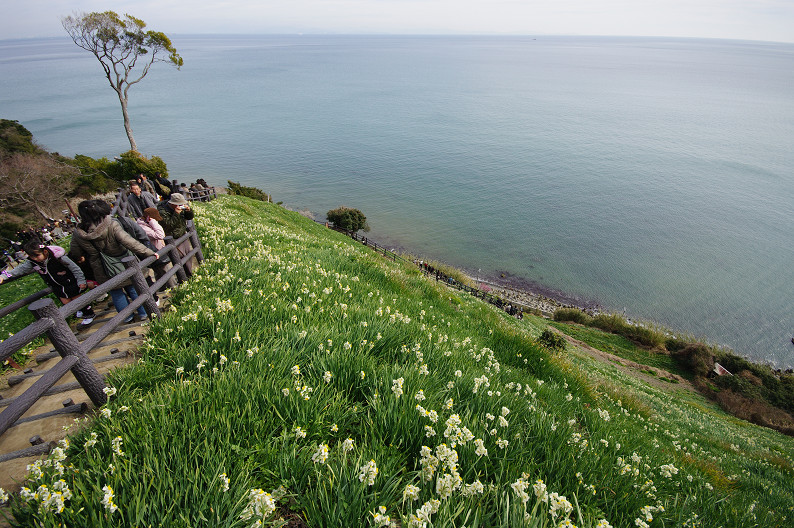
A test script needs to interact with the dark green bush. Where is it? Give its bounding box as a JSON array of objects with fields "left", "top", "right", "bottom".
[
  {"left": 538, "top": 328, "right": 567, "bottom": 353},
  {"left": 590, "top": 313, "right": 624, "bottom": 334},
  {"left": 227, "top": 181, "right": 269, "bottom": 202},
  {"left": 0, "top": 119, "right": 40, "bottom": 155},
  {"left": 673, "top": 343, "right": 715, "bottom": 378},
  {"left": 326, "top": 206, "right": 368, "bottom": 232},
  {"left": 69, "top": 150, "right": 168, "bottom": 195},
  {"left": 713, "top": 373, "right": 762, "bottom": 399},
  {"left": 713, "top": 352, "right": 794, "bottom": 414},
  {"left": 665, "top": 336, "right": 689, "bottom": 353},
  {"left": 623, "top": 324, "right": 666, "bottom": 349},
  {"left": 115, "top": 150, "right": 168, "bottom": 181}
]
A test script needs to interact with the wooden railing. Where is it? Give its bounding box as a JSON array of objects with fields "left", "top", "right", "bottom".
[
  {"left": 112, "top": 184, "right": 217, "bottom": 219},
  {"left": 0, "top": 223, "right": 203, "bottom": 446}
]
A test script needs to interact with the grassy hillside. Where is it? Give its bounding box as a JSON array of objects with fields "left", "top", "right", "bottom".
[{"left": 5, "top": 195, "right": 793, "bottom": 527}]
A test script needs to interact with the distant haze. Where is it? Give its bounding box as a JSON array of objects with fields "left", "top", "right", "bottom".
[{"left": 2, "top": 0, "right": 794, "bottom": 43}]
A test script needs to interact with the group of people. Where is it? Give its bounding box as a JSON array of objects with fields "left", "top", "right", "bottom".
[
  {"left": 132, "top": 172, "right": 211, "bottom": 204},
  {"left": 4, "top": 220, "right": 76, "bottom": 267},
  {"left": 1, "top": 177, "right": 198, "bottom": 328},
  {"left": 124, "top": 178, "right": 196, "bottom": 275}
]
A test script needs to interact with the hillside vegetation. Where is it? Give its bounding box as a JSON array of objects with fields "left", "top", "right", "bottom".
[
  {"left": 0, "top": 119, "right": 169, "bottom": 243},
  {"left": 5, "top": 195, "right": 793, "bottom": 527}
]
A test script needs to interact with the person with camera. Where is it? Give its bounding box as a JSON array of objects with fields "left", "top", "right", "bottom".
[{"left": 157, "top": 193, "right": 195, "bottom": 275}]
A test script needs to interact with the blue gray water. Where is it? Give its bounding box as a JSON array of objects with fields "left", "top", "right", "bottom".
[{"left": 1, "top": 35, "right": 793, "bottom": 367}]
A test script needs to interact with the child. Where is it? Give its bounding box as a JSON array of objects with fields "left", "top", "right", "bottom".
[{"left": 0, "top": 239, "right": 95, "bottom": 327}]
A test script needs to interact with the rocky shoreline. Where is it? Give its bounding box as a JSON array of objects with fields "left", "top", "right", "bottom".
[
  {"left": 473, "top": 269, "right": 604, "bottom": 316},
  {"left": 462, "top": 273, "right": 597, "bottom": 317},
  {"left": 290, "top": 207, "right": 602, "bottom": 318}
]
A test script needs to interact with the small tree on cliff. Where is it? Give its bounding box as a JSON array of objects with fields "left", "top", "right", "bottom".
[
  {"left": 62, "top": 11, "right": 183, "bottom": 152},
  {"left": 326, "top": 206, "right": 369, "bottom": 233}
]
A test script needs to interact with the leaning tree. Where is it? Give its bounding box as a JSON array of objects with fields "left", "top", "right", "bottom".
[{"left": 62, "top": 11, "right": 183, "bottom": 152}]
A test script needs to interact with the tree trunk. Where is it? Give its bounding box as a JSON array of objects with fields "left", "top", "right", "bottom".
[{"left": 118, "top": 92, "right": 138, "bottom": 152}]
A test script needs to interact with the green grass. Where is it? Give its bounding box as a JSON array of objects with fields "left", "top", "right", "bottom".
[
  {"left": 546, "top": 319, "right": 691, "bottom": 379},
  {"left": 0, "top": 267, "right": 53, "bottom": 371},
  {"left": 4, "top": 195, "right": 794, "bottom": 528}
]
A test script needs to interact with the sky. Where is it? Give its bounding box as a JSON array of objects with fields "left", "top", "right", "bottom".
[{"left": 3, "top": 0, "right": 794, "bottom": 43}]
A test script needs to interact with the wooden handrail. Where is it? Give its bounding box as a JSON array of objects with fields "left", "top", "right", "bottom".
[{"left": 0, "top": 192, "right": 205, "bottom": 441}]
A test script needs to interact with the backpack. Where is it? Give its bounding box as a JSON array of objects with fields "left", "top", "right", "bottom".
[{"left": 157, "top": 181, "right": 172, "bottom": 198}]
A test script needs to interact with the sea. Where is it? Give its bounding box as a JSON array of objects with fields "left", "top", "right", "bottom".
[{"left": 1, "top": 35, "right": 793, "bottom": 368}]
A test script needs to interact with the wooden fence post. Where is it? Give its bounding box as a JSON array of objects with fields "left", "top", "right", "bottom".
[
  {"left": 188, "top": 225, "right": 204, "bottom": 265},
  {"left": 29, "top": 298, "right": 107, "bottom": 407},
  {"left": 122, "top": 256, "right": 160, "bottom": 318},
  {"left": 164, "top": 236, "right": 188, "bottom": 284}
]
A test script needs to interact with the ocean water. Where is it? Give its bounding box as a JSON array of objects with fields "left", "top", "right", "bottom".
[{"left": 1, "top": 35, "right": 793, "bottom": 367}]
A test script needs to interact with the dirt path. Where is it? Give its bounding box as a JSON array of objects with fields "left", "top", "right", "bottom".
[{"left": 553, "top": 328, "right": 695, "bottom": 393}]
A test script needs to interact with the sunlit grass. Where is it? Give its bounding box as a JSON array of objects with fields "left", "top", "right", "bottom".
[{"left": 5, "top": 195, "right": 793, "bottom": 528}]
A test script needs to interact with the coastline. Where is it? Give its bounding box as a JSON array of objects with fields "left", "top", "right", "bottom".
[
  {"left": 466, "top": 269, "right": 604, "bottom": 317},
  {"left": 286, "top": 204, "right": 794, "bottom": 368},
  {"left": 292, "top": 210, "right": 603, "bottom": 318}
]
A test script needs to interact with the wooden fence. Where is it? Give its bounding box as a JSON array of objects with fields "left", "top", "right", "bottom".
[
  {"left": 112, "top": 184, "right": 217, "bottom": 218},
  {"left": 0, "top": 190, "right": 206, "bottom": 456}
]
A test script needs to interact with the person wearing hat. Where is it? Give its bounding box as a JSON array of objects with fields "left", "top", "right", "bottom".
[{"left": 157, "top": 193, "right": 195, "bottom": 274}]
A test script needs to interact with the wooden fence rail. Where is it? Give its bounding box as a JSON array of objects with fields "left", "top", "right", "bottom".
[{"left": 0, "top": 217, "right": 203, "bottom": 443}]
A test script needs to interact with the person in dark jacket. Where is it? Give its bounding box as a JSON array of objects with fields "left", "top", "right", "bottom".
[
  {"left": 157, "top": 193, "right": 195, "bottom": 274},
  {"left": 1, "top": 239, "right": 95, "bottom": 326},
  {"left": 69, "top": 200, "right": 156, "bottom": 322},
  {"left": 153, "top": 172, "right": 175, "bottom": 201},
  {"left": 126, "top": 182, "right": 157, "bottom": 219}
]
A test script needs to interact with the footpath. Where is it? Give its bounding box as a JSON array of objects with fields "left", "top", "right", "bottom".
[{"left": 0, "top": 295, "right": 162, "bottom": 504}]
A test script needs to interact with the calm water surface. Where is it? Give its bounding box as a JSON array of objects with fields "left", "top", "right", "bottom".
[{"left": 1, "top": 35, "right": 793, "bottom": 367}]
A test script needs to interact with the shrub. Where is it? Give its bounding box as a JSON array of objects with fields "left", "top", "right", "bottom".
[
  {"left": 227, "top": 180, "right": 270, "bottom": 201},
  {"left": 115, "top": 150, "right": 169, "bottom": 181},
  {"left": 69, "top": 150, "right": 169, "bottom": 195},
  {"left": 665, "top": 336, "right": 689, "bottom": 353},
  {"left": 538, "top": 328, "right": 567, "bottom": 353},
  {"left": 673, "top": 343, "right": 714, "bottom": 378},
  {"left": 0, "top": 119, "right": 41, "bottom": 155},
  {"left": 623, "top": 323, "right": 667, "bottom": 349},
  {"left": 326, "top": 206, "right": 368, "bottom": 232},
  {"left": 553, "top": 308, "right": 591, "bottom": 325},
  {"left": 590, "top": 313, "right": 625, "bottom": 334}
]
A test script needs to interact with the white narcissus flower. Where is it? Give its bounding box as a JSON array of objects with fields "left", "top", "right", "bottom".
[
  {"left": 111, "top": 436, "right": 124, "bottom": 456},
  {"left": 312, "top": 443, "right": 329, "bottom": 464},
  {"left": 102, "top": 485, "right": 118, "bottom": 514},
  {"left": 403, "top": 484, "right": 420, "bottom": 501},
  {"left": 358, "top": 460, "right": 378, "bottom": 486}
]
